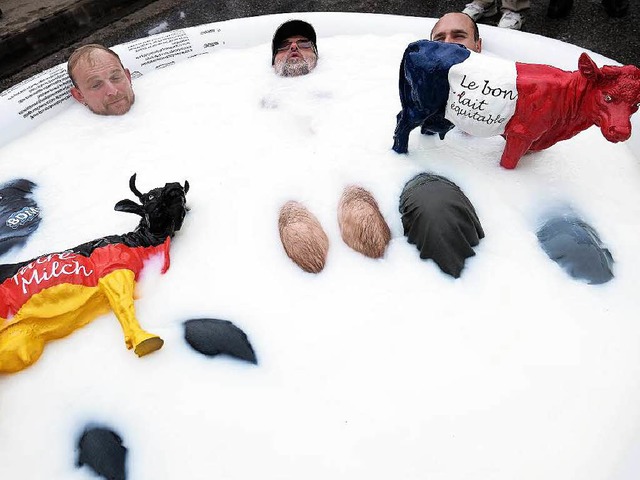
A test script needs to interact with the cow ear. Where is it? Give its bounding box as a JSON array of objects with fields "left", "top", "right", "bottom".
[
  {"left": 578, "top": 53, "right": 601, "bottom": 82},
  {"left": 114, "top": 199, "right": 144, "bottom": 216},
  {"left": 184, "top": 180, "right": 190, "bottom": 194}
]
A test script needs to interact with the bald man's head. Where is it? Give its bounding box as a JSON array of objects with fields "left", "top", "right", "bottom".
[{"left": 431, "top": 13, "right": 482, "bottom": 53}]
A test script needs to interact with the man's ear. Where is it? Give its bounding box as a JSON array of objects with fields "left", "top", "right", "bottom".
[
  {"left": 125, "top": 68, "right": 132, "bottom": 83},
  {"left": 475, "top": 38, "right": 482, "bottom": 53},
  {"left": 70, "top": 87, "right": 85, "bottom": 104}
]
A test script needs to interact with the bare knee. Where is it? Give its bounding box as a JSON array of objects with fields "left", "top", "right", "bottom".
[
  {"left": 278, "top": 201, "right": 329, "bottom": 274},
  {"left": 338, "top": 186, "right": 391, "bottom": 259}
]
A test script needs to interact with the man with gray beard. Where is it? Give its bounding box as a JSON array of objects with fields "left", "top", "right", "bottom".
[
  {"left": 272, "top": 20, "right": 318, "bottom": 77},
  {"left": 272, "top": 21, "right": 391, "bottom": 273}
]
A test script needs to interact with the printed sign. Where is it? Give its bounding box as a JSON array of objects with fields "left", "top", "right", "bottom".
[
  {"left": 445, "top": 52, "right": 518, "bottom": 137},
  {"left": 0, "top": 22, "right": 227, "bottom": 148}
]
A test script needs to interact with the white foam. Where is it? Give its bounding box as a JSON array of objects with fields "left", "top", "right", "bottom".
[{"left": 1, "top": 26, "right": 640, "bottom": 480}]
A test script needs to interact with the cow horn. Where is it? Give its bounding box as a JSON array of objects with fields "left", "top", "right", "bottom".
[{"left": 129, "top": 173, "right": 143, "bottom": 200}]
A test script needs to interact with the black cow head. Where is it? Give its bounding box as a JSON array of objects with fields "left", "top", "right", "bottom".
[{"left": 114, "top": 174, "right": 190, "bottom": 238}]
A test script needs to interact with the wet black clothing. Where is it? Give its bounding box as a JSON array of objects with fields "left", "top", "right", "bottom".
[
  {"left": 537, "top": 215, "right": 614, "bottom": 284},
  {"left": 0, "top": 179, "right": 41, "bottom": 257},
  {"left": 399, "top": 173, "right": 484, "bottom": 278}
]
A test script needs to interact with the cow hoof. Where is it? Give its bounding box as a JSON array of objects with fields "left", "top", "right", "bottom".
[
  {"left": 134, "top": 336, "right": 164, "bottom": 357},
  {"left": 499, "top": 158, "right": 518, "bottom": 169},
  {"left": 392, "top": 140, "right": 408, "bottom": 154},
  {"left": 392, "top": 145, "right": 408, "bottom": 154}
]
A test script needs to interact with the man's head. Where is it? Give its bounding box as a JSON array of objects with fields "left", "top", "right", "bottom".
[
  {"left": 272, "top": 20, "right": 318, "bottom": 77},
  {"left": 431, "top": 12, "right": 482, "bottom": 53},
  {"left": 68, "top": 44, "right": 135, "bottom": 116}
]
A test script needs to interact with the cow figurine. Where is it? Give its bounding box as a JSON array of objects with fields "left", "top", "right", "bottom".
[
  {"left": 392, "top": 40, "right": 640, "bottom": 169},
  {"left": 0, "top": 174, "right": 189, "bottom": 374}
]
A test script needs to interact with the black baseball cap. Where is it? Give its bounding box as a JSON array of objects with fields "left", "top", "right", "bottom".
[{"left": 271, "top": 20, "right": 318, "bottom": 65}]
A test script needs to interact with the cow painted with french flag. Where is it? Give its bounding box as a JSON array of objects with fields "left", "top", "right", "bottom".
[{"left": 392, "top": 40, "right": 640, "bottom": 169}]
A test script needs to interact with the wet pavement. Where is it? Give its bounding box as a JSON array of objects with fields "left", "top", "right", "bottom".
[{"left": 0, "top": 0, "right": 638, "bottom": 92}]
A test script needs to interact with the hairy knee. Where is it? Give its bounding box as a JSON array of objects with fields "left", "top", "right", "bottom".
[
  {"left": 278, "top": 201, "right": 329, "bottom": 274},
  {"left": 338, "top": 186, "right": 391, "bottom": 259}
]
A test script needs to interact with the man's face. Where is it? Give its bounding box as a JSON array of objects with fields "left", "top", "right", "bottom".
[
  {"left": 70, "top": 49, "right": 135, "bottom": 116},
  {"left": 273, "top": 35, "right": 318, "bottom": 77},
  {"left": 431, "top": 13, "right": 482, "bottom": 53}
]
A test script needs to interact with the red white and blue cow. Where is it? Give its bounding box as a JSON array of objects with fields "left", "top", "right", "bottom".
[{"left": 392, "top": 40, "right": 640, "bottom": 169}]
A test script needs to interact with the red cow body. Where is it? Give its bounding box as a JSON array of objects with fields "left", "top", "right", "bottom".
[{"left": 502, "top": 54, "right": 640, "bottom": 168}]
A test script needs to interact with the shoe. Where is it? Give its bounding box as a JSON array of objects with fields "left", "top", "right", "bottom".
[
  {"left": 602, "top": 0, "right": 629, "bottom": 17},
  {"left": 498, "top": 10, "right": 524, "bottom": 29},
  {"left": 547, "top": 0, "right": 573, "bottom": 18},
  {"left": 462, "top": 1, "right": 498, "bottom": 20}
]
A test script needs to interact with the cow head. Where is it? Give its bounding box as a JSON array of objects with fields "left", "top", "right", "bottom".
[
  {"left": 114, "top": 174, "right": 190, "bottom": 238},
  {"left": 578, "top": 53, "right": 640, "bottom": 143}
]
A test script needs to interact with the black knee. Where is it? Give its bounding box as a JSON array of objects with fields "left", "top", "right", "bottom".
[
  {"left": 537, "top": 214, "right": 614, "bottom": 284},
  {"left": 399, "top": 173, "right": 484, "bottom": 278}
]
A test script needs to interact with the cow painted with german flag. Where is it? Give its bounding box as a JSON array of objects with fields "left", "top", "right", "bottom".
[{"left": 0, "top": 174, "right": 189, "bottom": 374}]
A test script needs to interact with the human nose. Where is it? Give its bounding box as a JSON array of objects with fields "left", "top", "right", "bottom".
[
  {"left": 289, "top": 41, "right": 299, "bottom": 51},
  {"left": 104, "top": 81, "right": 118, "bottom": 96}
]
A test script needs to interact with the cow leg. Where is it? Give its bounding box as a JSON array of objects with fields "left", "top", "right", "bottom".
[
  {"left": 98, "top": 269, "right": 164, "bottom": 357},
  {"left": 500, "top": 135, "right": 533, "bottom": 169},
  {"left": 0, "top": 287, "right": 111, "bottom": 373},
  {"left": 393, "top": 109, "right": 426, "bottom": 154},
  {"left": 421, "top": 115, "right": 454, "bottom": 140},
  {"left": 420, "top": 123, "right": 436, "bottom": 136},
  {"left": 0, "top": 322, "right": 46, "bottom": 373}
]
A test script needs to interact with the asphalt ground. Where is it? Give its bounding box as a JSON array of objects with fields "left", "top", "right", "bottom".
[{"left": 0, "top": 0, "right": 638, "bottom": 92}]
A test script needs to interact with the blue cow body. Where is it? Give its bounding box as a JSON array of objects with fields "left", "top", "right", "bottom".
[{"left": 393, "top": 41, "right": 471, "bottom": 153}]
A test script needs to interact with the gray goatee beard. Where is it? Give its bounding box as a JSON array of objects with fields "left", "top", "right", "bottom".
[{"left": 275, "top": 57, "right": 312, "bottom": 77}]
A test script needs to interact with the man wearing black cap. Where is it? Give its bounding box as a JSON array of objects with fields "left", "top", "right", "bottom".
[
  {"left": 273, "top": 21, "right": 393, "bottom": 273},
  {"left": 271, "top": 20, "right": 318, "bottom": 77}
]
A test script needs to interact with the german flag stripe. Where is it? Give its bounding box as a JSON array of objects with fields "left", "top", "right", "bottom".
[{"left": 0, "top": 238, "right": 170, "bottom": 318}]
